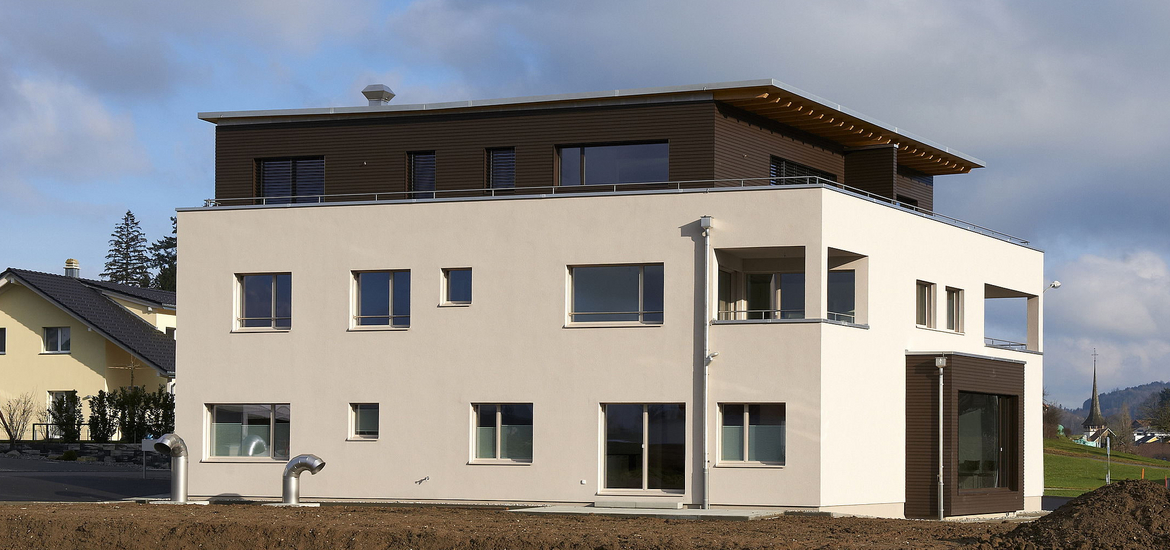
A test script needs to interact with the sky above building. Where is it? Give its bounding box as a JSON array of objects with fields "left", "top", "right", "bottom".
[{"left": 0, "top": 0, "right": 1166, "bottom": 407}]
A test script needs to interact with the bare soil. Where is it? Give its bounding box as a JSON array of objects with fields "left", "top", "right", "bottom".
[{"left": 0, "top": 502, "right": 1015, "bottom": 550}]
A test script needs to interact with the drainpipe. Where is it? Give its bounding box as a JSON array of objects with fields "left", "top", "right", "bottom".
[
  {"left": 282, "top": 454, "right": 326, "bottom": 505},
  {"left": 700, "top": 216, "right": 713, "bottom": 510},
  {"left": 936, "top": 356, "right": 946, "bottom": 520}
]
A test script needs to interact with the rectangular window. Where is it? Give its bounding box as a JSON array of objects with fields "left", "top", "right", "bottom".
[
  {"left": 770, "top": 156, "right": 837, "bottom": 184},
  {"left": 725, "top": 272, "right": 803, "bottom": 321},
  {"left": 916, "top": 281, "right": 935, "bottom": 327},
  {"left": 604, "top": 404, "right": 685, "bottom": 491},
  {"left": 0, "top": 327, "right": 5, "bottom": 354},
  {"left": 487, "top": 148, "right": 515, "bottom": 189},
  {"left": 474, "top": 404, "right": 533, "bottom": 462},
  {"left": 257, "top": 157, "right": 324, "bottom": 204},
  {"left": 717, "top": 270, "right": 737, "bottom": 320},
  {"left": 558, "top": 143, "right": 669, "bottom": 186},
  {"left": 238, "top": 274, "right": 292, "bottom": 329},
  {"left": 43, "top": 327, "right": 70, "bottom": 353},
  {"left": 354, "top": 271, "right": 411, "bottom": 327},
  {"left": 443, "top": 268, "right": 472, "bottom": 304},
  {"left": 946, "top": 287, "right": 964, "bottom": 332},
  {"left": 351, "top": 403, "right": 379, "bottom": 439},
  {"left": 957, "top": 392, "right": 1014, "bottom": 490},
  {"left": 408, "top": 151, "right": 436, "bottom": 199},
  {"left": 827, "top": 270, "right": 856, "bottom": 323},
  {"left": 209, "top": 404, "right": 290, "bottom": 460},
  {"left": 570, "top": 264, "right": 663, "bottom": 324},
  {"left": 720, "top": 404, "right": 786, "bottom": 464}
]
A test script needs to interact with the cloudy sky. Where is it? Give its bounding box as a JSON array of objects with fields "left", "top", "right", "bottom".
[{"left": 1, "top": 1, "right": 1166, "bottom": 406}]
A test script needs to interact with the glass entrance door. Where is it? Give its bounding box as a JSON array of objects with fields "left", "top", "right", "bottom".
[{"left": 604, "top": 404, "right": 686, "bottom": 491}]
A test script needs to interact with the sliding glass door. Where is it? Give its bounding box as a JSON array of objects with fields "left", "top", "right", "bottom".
[{"left": 604, "top": 404, "right": 686, "bottom": 491}]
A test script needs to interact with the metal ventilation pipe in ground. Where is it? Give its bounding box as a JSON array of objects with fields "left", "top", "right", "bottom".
[
  {"left": 153, "top": 434, "right": 189, "bottom": 503},
  {"left": 282, "top": 454, "right": 326, "bottom": 505}
]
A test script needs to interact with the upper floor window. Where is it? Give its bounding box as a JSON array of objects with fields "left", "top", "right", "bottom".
[
  {"left": 409, "top": 151, "right": 436, "bottom": 199},
  {"left": 916, "top": 281, "right": 935, "bottom": 328},
  {"left": 487, "top": 148, "right": 515, "bottom": 189},
  {"left": 443, "top": 268, "right": 472, "bottom": 305},
  {"left": 558, "top": 143, "right": 668, "bottom": 186},
  {"left": 238, "top": 274, "right": 291, "bottom": 330},
  {"left": 946, "top": 287, "right": 964, "bottom": 332},
  {"left": 353, "top": 270, "right": 410, "bottom": 328},
  {"left": 770, "top": 156, "right": 836, "bottom": 184},
  {"left": 257, "top": 157, "right": 324, "bottom": 204},
  {"left": 0, "top": 327, "right": 5, "bottom": 354},
  {"left": 209, "top": 404, "right": 290, "bottom": 460},
  {"left": 43, "top": 327, "right": 70, "bottom": 354},
  {"left": 570, "top": 264, "right": 663, "bottom": 324},
  {"left": 827, "top": 270, "right": 856, "bottom": 323}
]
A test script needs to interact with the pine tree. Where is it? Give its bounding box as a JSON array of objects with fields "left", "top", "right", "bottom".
[
  {"left": 102, "top": 210, "right": 151, "bottom": 287},
  {"left": 150, "top": 216, "right": 177, "bottom": 291}
]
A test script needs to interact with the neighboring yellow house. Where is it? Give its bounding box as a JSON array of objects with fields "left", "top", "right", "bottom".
[{"left": 0, "top": 261, "right": 175, "bottom": 440}]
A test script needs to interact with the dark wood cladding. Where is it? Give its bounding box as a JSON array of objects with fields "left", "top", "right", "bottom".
[
  {"left": 712, "top": 103, "right": 844, "bottom": 184},
  {"left": 843, "top": 147, "right": 896, "bottom": 199},
  {"left": 905, "top": 354, "right": 1025, "bottom": 519},
  {"left": 215, "top": 102, "right": 716, "bottom": 200},
  {"left": 895, "top": 166, "right": 934, "bottom": 211}
]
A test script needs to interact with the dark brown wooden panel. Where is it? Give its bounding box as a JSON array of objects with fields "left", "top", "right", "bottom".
[
  {"left": 895, "top": 165, "right": 934, "bottom": 211},
  {"left": 906, "top": 353, "right": 1025, "bottom": 518},
  {"left": 712, "top": 103, "right": 844, "bottom": 185},
  {"left": 214, "top": 102, "right": 717, "bottom": 200},
  {"left": 844, "top": 147, "right": 896, "bottom": 199}
]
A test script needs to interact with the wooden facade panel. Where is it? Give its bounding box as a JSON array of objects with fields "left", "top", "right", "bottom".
[
  {"left": 214, "top": 102, "right": 717, "bottom": 200},
  {"left": 843, "top": 147, "right": 896, "bottom": 199},
  {"left": 894, "top": 166, "right": 934, "bottom": 211},
  {"left": 906, "top": 353, "right": 1025, "bottom": 518},
  {"left": 712, "top": 103, "right": 844, "bottom": 184}
]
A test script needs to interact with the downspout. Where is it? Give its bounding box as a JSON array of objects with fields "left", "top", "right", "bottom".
[
  {"left": 700, "top": 216, "right": 713, "bottom": 510},
  {"left": 936, "top": 355, "right": 946, "bottom": 520}
]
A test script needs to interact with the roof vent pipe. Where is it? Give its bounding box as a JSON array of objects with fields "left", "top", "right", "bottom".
[
  {"left": 361, "top": 84, "right": 396, "bottom": 106},
  {"left": 64, "top": 259, "right": 80, "bottom": 278},
  {"left": 153, "top": 434, "right": 189, "bottom": 503},
  {"left": 282, "top": 454, "right": 326, "bottom": 505}
]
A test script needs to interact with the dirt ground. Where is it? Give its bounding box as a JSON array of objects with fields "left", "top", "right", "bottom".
[{"left": 0, "top": 502, "right": 1016, "bottom": 550}]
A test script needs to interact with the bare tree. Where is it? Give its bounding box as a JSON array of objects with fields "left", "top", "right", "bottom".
[
  {"left": 0, "top": 393, "right": 38, "bottom": 450},
  {"left": 1108, "top": 406, "right": 1135, "bottom": 452}
]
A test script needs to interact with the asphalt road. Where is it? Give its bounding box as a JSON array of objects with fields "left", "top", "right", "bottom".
[{"left": 0, "top": 457, "right": 169, "bottom": 502}]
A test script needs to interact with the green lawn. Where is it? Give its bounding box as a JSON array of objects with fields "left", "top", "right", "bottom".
[{"left": 1044, "top": 438, "right": 1170, "bottom": 496}]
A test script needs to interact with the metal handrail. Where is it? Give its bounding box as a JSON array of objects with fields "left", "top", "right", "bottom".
[
  {"left": 984, "top": 337, "right": 1027, "bottom": 350},
  {"left": 200, "top": 176, "right": 1031, "bottom": 246},
  {"left": 827, "top": 311, "right": 856, "bottom": 323},
  {"left": 717, "top": 309, "right": 805, "bottom": 321}
]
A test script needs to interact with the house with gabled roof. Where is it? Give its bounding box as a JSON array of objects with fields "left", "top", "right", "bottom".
[{"left": 0, "top": 260, "right": 175, "bottom": 439}]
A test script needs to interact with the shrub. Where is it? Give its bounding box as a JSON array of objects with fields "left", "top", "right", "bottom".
[
  {"left": 87, "top": 390, "right": 119, "bottom": 443},
  {"left": 48, "top": 393, "right": 84, "bottom": 443},
  {"left": 59, "top": 450, "right": 78, "bottom": 461},
  {"left": 113, "top": 385, "right": 175, "bottom": 442}
]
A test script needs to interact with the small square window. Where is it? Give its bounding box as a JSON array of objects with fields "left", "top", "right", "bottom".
[
  {"left": 473, "top": 403, "right": 532, "bottom": 462},
  {"left": 720, "top": 403, "right": 785, "bottom": 465},
  {"left": 444, "top": 268, "right": 472, "bottom": 304},
  {"left": 353, "top": 270, "right": 411, "bottom": 328},
  {"left": 351, "top": 403, "right": 379, "bottom": 439},
  {"left": 43, "top": 327, "right": 70, "bottom": 353}
]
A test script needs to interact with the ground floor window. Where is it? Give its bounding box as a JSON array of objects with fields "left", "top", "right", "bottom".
[
  {"left": 210, "top": 404, "right": 290, "bottom": 460},
  {"left": 350, "top": 403, "right": 379, "bottom": 439},
  {"left": 474, "top": 404, "right": 533, "bottom": 462},
  {"left": 604, "top": 403, "right": 685, "bottom": 491},
  {"left": 720, "top": 403, "right": 785, "bottom": 464},
  {"left": 957, "top": 392, "right": 1013, "bottom": 490}
]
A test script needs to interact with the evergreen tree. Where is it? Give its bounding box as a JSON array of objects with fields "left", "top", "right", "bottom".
[
  {"left": 150, "top": 217, "right": 177, "bottom": 291},
  {"left": 102, "top": 210, "right": 151, "bottom": 287}
]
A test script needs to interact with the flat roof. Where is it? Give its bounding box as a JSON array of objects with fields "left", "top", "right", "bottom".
[{"left": 198, "top": 79, "right": 984, "bottom": 175}]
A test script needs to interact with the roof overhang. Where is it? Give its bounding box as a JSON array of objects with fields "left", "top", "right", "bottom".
[{"left": 198, "top": 78, "right": 983, "bottom": 176}]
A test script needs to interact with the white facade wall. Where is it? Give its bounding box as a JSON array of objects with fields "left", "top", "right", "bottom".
[{"left": 176, "top": 186, "right": 1043, "bottom": 516}]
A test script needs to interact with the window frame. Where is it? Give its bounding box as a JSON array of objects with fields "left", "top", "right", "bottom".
[
  {"left": 717, "top": 403, "right": 786, "bottom": 467},
  {"left": 441, "top": 268, "right": 473, "bottom": 306},
  {"left": 471, "top": 403, "right": 533, "bottom": 464},
  {"left": 601, "top": 403, "right": 686, "bottom": 493},
  {"left": 769, "top": 155, "right": 837, "bottom": 184},
  {"left": 42, "top": 326, "right": 71, "bottom": 354},
  {"left": 408, "top": 151, "right": 436, "bottom": 199},
  {"left": 568, "top": 264, "right": 664, "bottom": 325},
  {"left": 946, "top": 287, "right": 964, "bottom": 333},
  {"left": 206, "top": 403, "right": 291, "bottom": 462},
  {"left": 351, "top": 270, "right": 411, "bottom": 329},
  {"left": 0, "top": 327, "right": 6, "bottom": 354},
  {"left": 556, "top": 141, "right": 670, "bottom": 187},
  {"left": 349, "top": 403, "right": 379, "bottom": 440},
  {"left": 235, "top": 273, "right": 292, "bottom": 331},
  {"left": 916, "top": 281, "right": 936, "bottom": 328},
  {"left": 956, "top": 392, "right": 1016, "bottom": 491},
  {"left": 486, "top": 147, "right": 516, "bottom": 189},
  {"left": 255, "top": 156, "right": 325, "bottom": 204}
]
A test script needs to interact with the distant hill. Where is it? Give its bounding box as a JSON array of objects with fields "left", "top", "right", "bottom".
[{"left": 1066, "top": 381, "right": 1170, "bottom": 423}]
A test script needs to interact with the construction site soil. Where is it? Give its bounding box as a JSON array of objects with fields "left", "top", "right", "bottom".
[{"left": 0, "top": 482, "right": 1163, "bottom": 550}]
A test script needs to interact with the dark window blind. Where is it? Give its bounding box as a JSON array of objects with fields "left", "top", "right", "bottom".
[
  {"left": 258, "top": 157, "right": 324, "bottom": 204},
  {"left": 488, "top": 148, "right": 515, "bottom": 188},
  {"left": 770, "top": 156, "right": 837, "bottom": 184},
  {"left": 409, "top": 152, "right": 436, "bottom": 198}
]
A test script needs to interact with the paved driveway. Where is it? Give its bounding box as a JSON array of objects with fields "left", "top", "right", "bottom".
[{"left": 0, "top": 457, "right": 169, "bottom": 502}]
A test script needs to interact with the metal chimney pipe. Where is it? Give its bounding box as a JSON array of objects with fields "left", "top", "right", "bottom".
[
  {"left": 64, "top": 259, "right": 80, "bottom": 278},
  {"left": 282, "top": 454, "right": 326, "bottom": 505},
  {"left": 153, "top": 434, "right": 189, "bottom": 503},
  {"left": 361, "top": 84, "right": 396, "bottom": 106}
]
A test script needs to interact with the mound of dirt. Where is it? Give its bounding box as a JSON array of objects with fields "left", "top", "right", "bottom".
[{"left": 993, "top": 480, "right": 1170, "bottom": 550}]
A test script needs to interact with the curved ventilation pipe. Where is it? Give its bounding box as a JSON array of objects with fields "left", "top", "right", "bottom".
[
  {"left": 153, "top": 434, "right": 189, "bottom": 503},
  {"left": 282, "top": 454, "right": 326, "bottom": 505}
]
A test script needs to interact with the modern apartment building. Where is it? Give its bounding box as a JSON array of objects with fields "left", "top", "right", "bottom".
[{"left": 178, "top": 79, "right": 1044, "bottom": 518}]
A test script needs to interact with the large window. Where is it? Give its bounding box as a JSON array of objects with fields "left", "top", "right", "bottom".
[
  {"left": 210, "top": 404, "right": 290, "bottom": 460},
  {"left": 946, "top": 287, "right": 964, "bottom": 332},
  {"left": 604, "top": 404, "right": 685, "bottom": 491},
  {"left": 43, "top": 327, "right": 70, "bottom": 353},
  {"left": 487, "top": 148, "right": 515, "bottom": 189},
  {"left": 720, "top": 404, "right": 785, "bottom": 464},
  {"left": 570, "top": 264, "right": 663, "bottom": 324},
  {"left": 559, "top": 143, "right": 668, "bottom": 186},
  {"left": 770, "top": 156, "right": 837, "bottom": 184},
  {"left": 238, "top": 274, "right": 292, "bottom": 329},
  {"left": 409, "top": 151, "right": 436, "bottom": 199},
  {"left": 916, "top": 281, "right": 935, "bottom": 327},
  {"left": 720, "top": 271, "right": 804, "bottom": 320},
  {"left": 957, "top": 392, "right": 1013, "bottom": 490},
  {"left": 827, "top": 270, "right": 856, "bottom": 323},
  {"left": 474, "top": 404, "right": 533, "bottom": 462},
  {"left": 257, "top": 157, "right": 324, "bottom": 204},
  {"left": 350, "top": 403, "right": 379, "bottom": 439},
  {"left": 353, "top": 271, "right": 411, "bottom": 328}
]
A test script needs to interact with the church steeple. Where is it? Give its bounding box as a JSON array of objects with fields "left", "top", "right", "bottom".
[{"left": 1082, "top": 349, "right": 1106, "bottom": 430}]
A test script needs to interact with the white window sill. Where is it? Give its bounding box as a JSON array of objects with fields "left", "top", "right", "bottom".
[
  {"left": 232, "top": 328, "right": 291, "bottom": 334},
  {"left": 563, "top": 322, "right": 662, "bottom": 329},
  {"left": 595, "top": 489, "right": 684, "bottom": 497},
  {"left": 439, "top": 302, "right": 472, "bottom": 308},
  {"left": 346, "top": 437, "right": 379, "bottom": 442},
  {"left": 40, "top": 351, "right": 71, "bottom": 355},
  {"left": 715, "top": 462, "right": 785, "bottom": 469},
  {"left": 468, "top": 459, "right": 532, "bottom": 466},
  {"left": 916, "top": 325, "right": 963, "bottom": 335},
  {"left": 347, "top": 327, "right": 409, "bottom": 332}
]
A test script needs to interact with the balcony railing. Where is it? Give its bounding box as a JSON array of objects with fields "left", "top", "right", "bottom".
[
  {"left": 201, "top": 176, "right": 1031, "bottom": 247},
  {"left": 984, "top": 337, "right": 1028, "bottom": 351},
  {"left": 717, "top": 309, "right": 805, "bottom": 321}
]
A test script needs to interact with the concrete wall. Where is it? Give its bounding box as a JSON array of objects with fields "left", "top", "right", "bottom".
[{"left": 176, "top": 185, "right": 1043, "bottom": 515}]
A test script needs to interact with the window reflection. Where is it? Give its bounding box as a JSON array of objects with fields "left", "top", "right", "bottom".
[{"left": 559, "top": 143, "right": 668, "bottom": 186}]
